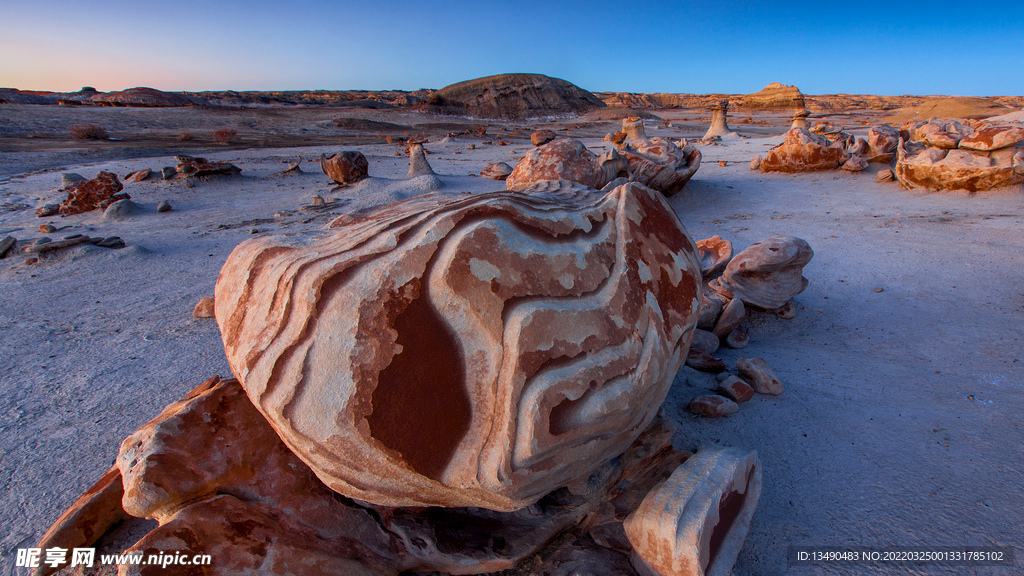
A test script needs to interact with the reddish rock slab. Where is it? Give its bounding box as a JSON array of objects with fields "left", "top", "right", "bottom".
[
  {"left": 58, "top": 172, "right": 126, "bottom": 216},
  {"left": 624, "top": 448, "right": 762, "bottom": 576},
  {"left": 710, "top": 236, "right": 813, "bottom": 310},
  {"left": 686, "top": 348, "right": 726, "bottom": 373},
  {"left": 620, "top": 138, "right": 701, "bottom": 196},
  {"left": 215, "top": 181, "right": 703, "bottom": 510},
  {"left": 717, "top": 376, "right": 754, "bottom": 403},
  {"left": 506, "top": 138, "right": 627, "bottom": 190},
  {"left": 688, "top": 395, "right": 739, "bottom": 418},
  {"left": 532, "top": 129, "right": 557, "bottom": 146},
  {"left": 959, "top": 125, "right": 1024, "bottom": 151},
  {"left": 125, "top": 168, "right": 152, "bottom": 182},
  {"left": 760, "top": 128, "right": 841, "bottom": 173},
  {"left": 320, "top": 151, "right": 369, "bottom": 184},
  {"left": 736, "top": 357, "right": 783, "bottom": 395}
]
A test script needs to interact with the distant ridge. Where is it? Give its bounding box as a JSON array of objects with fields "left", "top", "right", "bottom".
[{"left": 421, "top": 73, "right": 607, "bottom": 119}]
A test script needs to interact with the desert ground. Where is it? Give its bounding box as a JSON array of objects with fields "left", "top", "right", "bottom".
[{"left": 1, "top": 99, "right": 1022, "bottom": 575}]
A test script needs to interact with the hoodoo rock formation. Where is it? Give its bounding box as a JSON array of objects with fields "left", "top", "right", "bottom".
[
  {"left": 702, "top": 100, "right": 737, "bottom": 141},
  {"left": 214, "top": 182, "right": 704, "bottom": 510},
  {"left": 710, "top": 236, "right": 813, "bottom": 310},
  {"left": 422, "top": 73, "right": 606, "bottom": 119}
]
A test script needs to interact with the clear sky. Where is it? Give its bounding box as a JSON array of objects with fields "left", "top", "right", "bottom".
[{"left": 2, "top": 0, "right": 1022, "bottom": 96}]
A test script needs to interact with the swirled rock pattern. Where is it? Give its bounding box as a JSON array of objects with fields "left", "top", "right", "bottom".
[
  {"left": 895, "top": 139, "right": 1024, "bottom": 192},
  {"left": 709, "top": 236, "right": 813, "bottom": 310},
  {"left": 506, "top": 138, "right": 628, "bottom": 191},
  {"left": 619, "top": 138, "right": 701, "bottom": 196},
  {"left": 214, "top": 182, "right": 703, "bottom": 510}
]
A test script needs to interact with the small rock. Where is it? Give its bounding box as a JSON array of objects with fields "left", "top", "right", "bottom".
[
  {"left": 282, "top": 161, "right": 301, "bottom": 173},
  {"left": 725, "top": 328, "right": 749, "bottom": 349},
  {"left": 875, "top": 168, "right": 895, "bottom": 183},
  {"left": 736, "top": 357, "right": 783, "bottom": 395},
  {"left": 311, "top": 195, "right": 326, "bottom": 206},
  {"left": 718, "top": 376, "right": 755, "bottom": 403},
  {"left": 103, "top": 198, "right": 138, "bottom": 221},
  {"left": 698, "top": 290, "right": 728, "bottom": 330},
  {"left": 691, "top": 329, "right": 719, "bottom": 354},
  {"left": 750, "top": 156, "right": 762, "bottom": 170},
  {"left": 841, "top": 156, "right": 868, "bottom": 172},
  {"left": 0, "top": 236, "right": 15, "bottom": 259},
  {"left": 531, "top": 130, "right": 556, "bottom": 146},
  {"left": 96, "top": 237, "right": 125, "bottom": 249},
  {"left": 688, "top": 395, "right": 739, "bottom": 418},
  {"left": 712, "top": 297, "right": 745, "bottom": 338},
  {"left": 874, "top": 287, "right": 884, "bottom": 293},
  {"left": 63, "top": 234, "right": 83, "bottom": 240},
  {"left": 193, "top": 296, "right": 216, "bottom": 319},
  {"left": 126, "top": 168, "right": 152, "bottom": 183},
  {"left": 468, "top": 144, "right": 475, "bottom": 150},
  {"left": 320, "top": 151, "right": 369, "bottom": 184},
  {"left": 36, "top": 204, "right": 60, "bottom": 218},
  {"left": 774, "top": 301, "right": 797, "bottom": 320},
  {"left": 716, "top": 371, "right": 733, "bottom": 383},
  {"left": 481, "top": 162, "right": 514, "bottom": 180},
  {"left": 161, "top": 167, "right": 176, "bottom": 180},
  {"left": 157, "top": 201, "right": 172, "bottom": 213},
  {"left": 35, "top": 237, "right": 52, "bottom": 245},
  {"left": 718, "top": 160, "right": 727, "bottom": 167},
  {"left": 39, "top": 224, "right": 57, "bottom": 233},
  {"left": 25, "top": 235, "right": 91, "bottom": 253},
  {"left": 686, "top": 348, "right": 725, "bottom": 373},
  {"left": 24, "top": 257, "right": 38, "bottom": 265},
  {"left": 61, "top": 173, "right": 87, "bottom": 190}
]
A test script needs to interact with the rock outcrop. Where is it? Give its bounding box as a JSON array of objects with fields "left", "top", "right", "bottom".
[
  {"left": 738, "top": 82, "right": 805, "bottom": 110},
  {"left": 58, "top": 171, "right": 128, "bottom": 216},
  {"left": 422, "top": 73, "right": 606, "bottom": 119},
  {"left": 710, "top": 236, "right": 813, "bottom": 310},
  {"left": 894, "top": 121, "right": 1024, "bottom": 192},
  {"left": 214, "top": 182, "right": 703, "bottom": 510},
  {"left": 759, "top": 128, "right": 842, "bottom": 173},
  {"left": 866, "top": 124, "right": 900, "bottom": 163},
  {"left": 506, "top": 139, "right": 628, "bottom": 191},
  {"left": 89, "top": 87, "right": 208, "bottom": 107},
  {"left": 619, "top": 137, "right": 701, "bottom": 196}
]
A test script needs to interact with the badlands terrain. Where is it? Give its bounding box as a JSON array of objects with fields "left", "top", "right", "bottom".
[{"left": 0, "top": 78, "right": 1022, "bottom": 575}]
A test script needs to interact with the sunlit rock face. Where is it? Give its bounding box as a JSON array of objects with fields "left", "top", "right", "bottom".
[
  {"left": 214, "top": 182, "right": 703, "bottom": 510},
  {"left": 506, "top": 138, "right": 628, "bottom": 191}
]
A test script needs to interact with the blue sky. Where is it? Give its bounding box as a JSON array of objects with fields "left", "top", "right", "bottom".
[{"left": 2, "top": 0, "right": 1022, "bottom": 95}]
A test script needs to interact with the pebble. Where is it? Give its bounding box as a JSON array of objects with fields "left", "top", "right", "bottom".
[
  {"left": 691, "top": 329, "right": 719, "bottom": 354},
  {"left": 875, "top": 168, "right": 895, "bottom": 183},
  {"left": 0, "top": 236, "right": 15, "bottom": 258},
  {"left": 716, "top": 371, "right": 733, "bottom": 382},
  {"left": 531, "top": 130, "right": 556, "bottom": 146},
  {"left": 161, "top": 167, "right": 176, "bottom": 180},
  {"left": 725, "top": 328, "right": 749, "bottom": 349},
  {"left": 36, "top": 204, "right": 59, "bottom": 218},
  {"left": 103, "top": 199, "right": 137, "bottom": 221},
  {"left": 193, "top": 296, "right": 216, "bottom": 319},
  {"left": 35, "top": 237, "right": 52, "bottom": 245},
  {"left": 750, "top": 156, "right": 762, "bottom": 170},
  {"left": 39, "top": 224, "right": 57, "bottom": 233},
  {"left": 311, "top": 196, "right": 326, "bottom": 206},
  {"left": 736, "top": 357, "right": 783, "bottom": 395},
  {"left": 718, "top": 376, "right": 755, "bottom": 403},
  {"left": 97, "top": 237, "right": 125, "bottom": 249},
  {"left": 63, "top": 234, "right": 83, "bottom": 240},
  {"left": 688, "top": 395, "right": 739, "bottom": 418},
  {"left": 157, "top": 201, "right": 172, "bottom": 213},
  {"left": 874, "top": 287, "right": 884, "bottom": 293},
  {"left": 685, "top": 348, "right": 725, "bottom": 373},
  {"left": 774, "top": 301, "right": 797, "bottom": 320},
  {"left": 718, "top": 161, "right": 727, "bottom": 167}
]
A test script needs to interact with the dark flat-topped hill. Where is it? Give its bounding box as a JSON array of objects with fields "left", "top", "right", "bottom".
[{"left": 421, "top": 73, "right": 607, "bottom": 119}]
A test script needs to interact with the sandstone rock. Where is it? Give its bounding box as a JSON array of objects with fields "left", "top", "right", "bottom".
[
  {"left": 697, "top": 289, "right": 729, "bottom": 331},
  {"left": 695, "top": 237, "right": 732, "bottom": 282},
  {"left": 712, "top": 297, "right": 745, "bottom": 339},
  {"left": 741, "top": 82, "right": 805, "bottom": 110},
  {"left": 895, "top": 139, "right": 1024, "bottom": 192},
  {"left": 624, "top": 447, "right": 762, "bottom": 576},
  {"left": 35, "top": 204, "right": 59, "bottom": 217},
  {"left": 774, "top": 300, "right": 797, "bottom": 319},
  {"left": 791, "top": 109, "right": 810, "bottom": 130},
  {"left": 407, "top": 142, "right": 436, "bottom": 176},
  {"left": 96, "top": 236, "right": 125, "bottom": 249},
  {"left": 710, "top": 236, "right": 813, "bottom": 310},
  {"left": 506, "top": 138, "right": 627, "bottom": 191},
  {"left": 686, "top": 348, "right": 725, "bottom": 373},
  {"left": 192, "top": 296, "right": 215, "bottom": 318},
  {"left": 23, "top": 235, "right": 91, "bottom": 254},
  {"left": 58, "top": 171, "right": 127, "bottom": 216},
  {"left": 532, "top": 129, "right": 557, "bottom": 146},
  {"left": 619, "top": 137, "right": 701, "bottom": 196},
  {"left": 702, "top": 100, "right": 736, "bottom": 141},
  {"left": 60, "top": 173, "right": 86, "bottom": 190},
  {"left": 481, "top": 161, "right": 513, "bottom": 180},
  {"left": 866, "top": 125, "right": 900, "bottom": 163},
  {"left": 0, "top": 236, "right": 14, "bottom": 258},
  {"left": 102, "top": 198, "right": 138, "bottom": 220},
  {"left": 959, "top": 125, "right": 1024, "bottom": 151},
  {"left": 725, "top": 328, "right": 749, "bottom": 349},
  {"left": 691, "top": 328, "right": 720, "bottom": 355},
  {"left": 717, "top": 376, "right": 754, "bottom": 403},
  {"left": 320, "top": 151, "right": 369, "bottom": 184},
  {"left": 161, "top": 166, "right": 176, "bottom": 180},
  {"left": 841, "top": 155, "right": 868, "bottom": 172},
  {"left": 176, "top": 157, "right": 242, "bottom": 177},
  {"left": 847, "top": 138, "right": 869, "bottom": 156},
  {"left": 622, "top": 117, "right": 647, "bottom": 142},
  {"left": 750, "top": 155, "right": 761, "bottom": 170},
  {"left": 125, "top": 168, "right": 152, "bottom": 182},
  {"left": 215, "top": 181, "right": 703, "bottom": 510},
  {"left": 604, "top": 131, "right": 627, "bottom": 145},
  {"left": 925, "top": 131, "right": 962, "bottom": 149},
  {"left": 157, "top": 200, "right": 172, "bottom": 212},
  {"left": 39, "top": 224, "right": 56, "bottom": 233},
  {"left": 760, "top": 128, "right": 841, "bottom": 173},
  {"left": 688, "top": 395, "right": 738, "bottom": 418},
  {"left": 875, "top": 168, "right": 895, "bottom": 183},
  {"left": 736, "top": 358, "right": 783, "bottom": 395}
]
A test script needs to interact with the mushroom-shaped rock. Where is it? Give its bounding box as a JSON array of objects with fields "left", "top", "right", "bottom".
[
  {"left": 624, "top": 447, "right": 762, "bottom": 576},
  {"left": 709, "top": 236, "right": 813, "bottom": 310},
  {"left": 760, "top": 128, "right": 841, "bottom": 173},
  {"left": 619, "top": 138, "right": 701, "bottom": 196},
  {"left": 214, "top": 182, "right": 703, "bottom": 510},
  {"left": 622, "top": 117, "right": 648, "bottom": 142},
  {"left": 407, "top": 142, "right": 436, "bottom": 176},
  {"left": 506, "top": 138, "right": 626, "bottom": 191},
  {"left": 895, "top": 139, "right": 1024, "bottom": 192},
  {"left": 791, "top": 109, "right": 810, "bottom": 130},
  {"left": 481, "top": 162, "right": 514, "bottom": 180},
  {"left": 696, "top": 235, "right": 732, "bottom": 280},
  {"left": 320, "top": 151, "right": 369, "bottom": 185},
  {"left": 866, "top": 124, "right": 900, "bottom": 163},
  {"left": 702, "top": 100, "right": 736, "bottom": 141}
]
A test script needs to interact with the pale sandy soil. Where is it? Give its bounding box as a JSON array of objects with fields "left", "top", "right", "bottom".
[{"left": 0, "top": 104, "right": 1022, "bottom": 576}]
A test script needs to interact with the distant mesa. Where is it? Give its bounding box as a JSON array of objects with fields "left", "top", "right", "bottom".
[
  {"left": 738, "top": 82, "right": 805, "bottom": 110},
  {"left": 883, "top": 96, "right": 1015, "bottom": 122},
  {"left": 89, "top": 87, "right": 208, "bottom": 107},
  {"left": 422, "top": 73, "right": 607, "bottom": 119}
]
